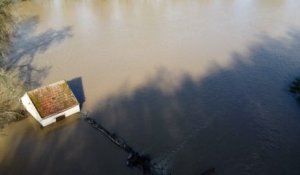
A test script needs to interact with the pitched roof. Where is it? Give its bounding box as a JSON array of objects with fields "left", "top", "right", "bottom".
[{"left": 27, "top": 80, "right": 79, "bottom": 118}]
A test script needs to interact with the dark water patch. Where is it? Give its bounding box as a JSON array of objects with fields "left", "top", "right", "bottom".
[{"left": 88, "top": 30, "right": 300, "bottom": 175}]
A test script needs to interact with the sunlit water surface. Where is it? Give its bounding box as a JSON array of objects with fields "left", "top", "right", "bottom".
[{"left": 1, "top": 0, "right": 300, "bottom": 174}]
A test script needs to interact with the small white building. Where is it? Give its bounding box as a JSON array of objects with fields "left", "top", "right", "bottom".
[{"left": 21, "top": 80, "right": 80, "bottom": 127}]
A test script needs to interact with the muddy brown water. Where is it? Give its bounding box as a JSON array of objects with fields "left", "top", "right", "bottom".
[{"left": 1, "top": 0, "right": 300, "bottom": 174}]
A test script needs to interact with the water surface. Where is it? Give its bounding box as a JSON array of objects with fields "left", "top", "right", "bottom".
[{"left": 1, "top": 0, "right": 300, "bottom": 174}]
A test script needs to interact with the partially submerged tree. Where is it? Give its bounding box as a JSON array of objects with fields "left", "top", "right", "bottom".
[
  {"left": 0, "top": 68, "right": 25, "bottom": 128},
  {"left": 290, "top": 77, "right": 300, "bottom": 103},
  {"left": 0, "top": 0, "right": 14, "bottom": 63},
  {"left": 0, "top": 0, "right": 26, "bottom": 129}
]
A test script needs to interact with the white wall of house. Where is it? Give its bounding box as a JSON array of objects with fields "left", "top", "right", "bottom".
[
  {"left": 64, "top": 105, "right": 80, "bottom": 117},
  {"left": 40, "top": 105, "right": 80, "bottom": 127},
  {"left": 21, "top": 93, "right": 42, "bottom": 122}
]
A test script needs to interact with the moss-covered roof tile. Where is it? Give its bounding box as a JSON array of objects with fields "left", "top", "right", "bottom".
[{"left": 27, "top": 80, "right": 78, "bottom": 118}]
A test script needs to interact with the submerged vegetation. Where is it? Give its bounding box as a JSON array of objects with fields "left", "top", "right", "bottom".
[
  {"left": 0, "top": 0, "right": 15, "bottom": 61},
  {"left": 290, "top": 77, "right": 300, "bottom": 102},
  {"left": 0, "top": 68, "right": 25, "bottom": 128},
  {"left": 0, "top": 0, "right": 27, "bottom": 129}
]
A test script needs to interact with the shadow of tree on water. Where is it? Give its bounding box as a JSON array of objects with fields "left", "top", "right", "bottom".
[
  {"left": 87, "top": 30, "right": 300, "bottom": 175},
  {"left": 2, "top": 30, "right": 300, "bottom": 175},
  {"left": 4, "top": 16, "right": 72, "bottom": 88}
]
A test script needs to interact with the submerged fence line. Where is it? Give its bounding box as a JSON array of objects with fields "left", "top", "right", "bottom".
[
  {"left": 81, "top": 112, "right": 169, "bottom": 175},
  {"left": 81, "top": 112, "right": 215, "bottom": 175}
]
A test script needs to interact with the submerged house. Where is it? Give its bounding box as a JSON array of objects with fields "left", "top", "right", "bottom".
[{"left": 21, "top": 80, "right": 80, "bottom": 127}]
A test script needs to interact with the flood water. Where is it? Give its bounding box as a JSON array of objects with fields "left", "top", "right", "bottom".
[{"left": 1, "top": 0, "right": 300, "bottom": 174}]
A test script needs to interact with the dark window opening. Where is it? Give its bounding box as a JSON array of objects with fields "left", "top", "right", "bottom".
[{"left": 56, "top": 115, "right": 66, "bottom": 122}]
